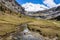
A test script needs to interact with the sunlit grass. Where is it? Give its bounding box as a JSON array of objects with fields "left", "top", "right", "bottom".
[{"left": 0, "top": 11, "right": 60, "bottom": 38}]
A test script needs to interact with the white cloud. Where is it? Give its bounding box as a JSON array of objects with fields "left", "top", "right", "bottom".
[
  {"left": 43, "top": 0, "right": 59, "bottom": 8},
  {"left": 57, "top": 3, "right": 60, "bottom": 6},
  {"left": 22, "top": 0, "right": 60, "bottom": 12},
  {"left": 22, "top": 2, "right": 48, "bottom": 12}
]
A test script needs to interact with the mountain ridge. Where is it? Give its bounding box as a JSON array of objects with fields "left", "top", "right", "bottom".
[{"left": 25, "top": 6, "right": 60, "bottom": 20}]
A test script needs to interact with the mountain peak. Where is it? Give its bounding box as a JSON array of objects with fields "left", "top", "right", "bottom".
[{"left": 22, "top": 3, "right": 48, "bottom": 12}]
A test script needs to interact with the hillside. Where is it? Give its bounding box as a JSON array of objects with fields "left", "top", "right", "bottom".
[
  {"left": 25, "top": 6, "right": 60, "bottom": 20},
  {"left": 0, "top": 0, "right": 60, "bottom": 40}
]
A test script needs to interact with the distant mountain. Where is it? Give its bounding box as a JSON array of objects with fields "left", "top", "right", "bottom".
[
  {"left": 25, "top": 6, "right": 60, "bottom": 20},
  {"left": 22, "top": 3, "right": 48, "bottom": 12},
  {"left": 0, "top": 0, "right": 60, "bottom": 20}
]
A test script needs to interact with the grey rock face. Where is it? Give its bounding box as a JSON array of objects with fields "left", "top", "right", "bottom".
[{"left": 0, "top": 0, "right": 25, "bottom": 14}]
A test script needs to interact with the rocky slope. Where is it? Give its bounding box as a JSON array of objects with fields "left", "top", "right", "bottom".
[
  {"left": 0, "top": 0, "right": 60, "bottom": 40},
  {"left": 25, "top": 6, "right": 60, "bottom": 20},
  {"left": 0, "top": 0, "right": 25, "bottom": 14}
]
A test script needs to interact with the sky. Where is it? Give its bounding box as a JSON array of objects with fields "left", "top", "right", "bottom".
[{"left": 16, "top": 0, "right": 60, "bottom": 12}]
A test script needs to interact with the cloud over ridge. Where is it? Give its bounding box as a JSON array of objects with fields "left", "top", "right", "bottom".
[{"left": 22, "top": 0, "right": 60, "bottom": 12}]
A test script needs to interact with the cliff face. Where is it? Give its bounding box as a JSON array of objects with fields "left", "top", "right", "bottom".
[{"left": 0, "top": 0, "right": 25, "bottom": 14}]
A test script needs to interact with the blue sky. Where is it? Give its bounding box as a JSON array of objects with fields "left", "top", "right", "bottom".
[
  {"left": 16, "top": 0, "right": 60, "bottom": 5},
  {"left": 54, "top": 0, "right": 60, "bottom": 4},
  {"left": 16, "top": 0, "right": 44, "bottom": 4},
  {"left": 16, "top": 0, "right": 60, "bottom": 12}
]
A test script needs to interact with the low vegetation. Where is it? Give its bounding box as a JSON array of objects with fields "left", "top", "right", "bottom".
[{"left": 0, "top": 3, "right": 60, "bottom": 39}]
